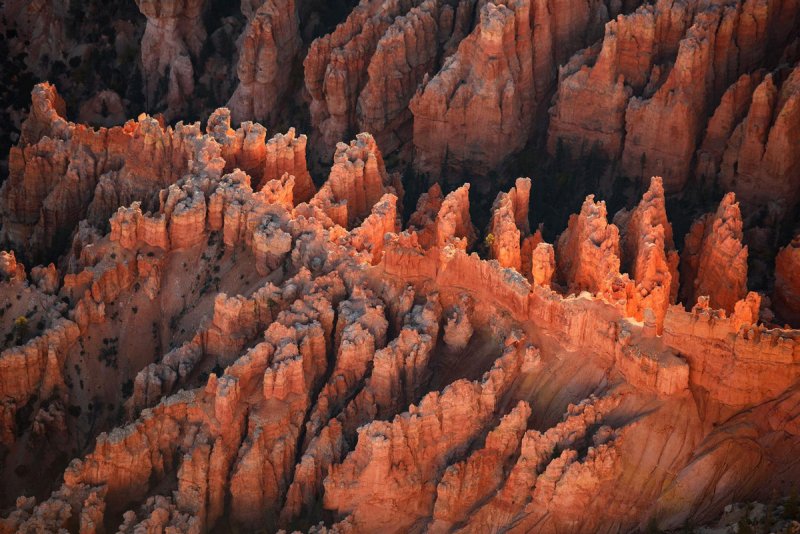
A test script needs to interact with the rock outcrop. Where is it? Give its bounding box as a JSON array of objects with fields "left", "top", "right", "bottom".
[
  {"left": 324, "top": 336, "right": 528, "bottom": 532},
  {"left": 618, "top": 13, "right": 717, "bottom": 191},
  {"left": 0, "top": 84, "right": 224, "bottom": 264},
  {"left": 548, "top": 0, "right": 800, "bottom": 198},
  {"left": 530, "top": 242, "right": 556, "bottom": 287},
  {"left": 435, "top": 184, "right": 476, "bottom": 249},
  {"left": 206, "top": 110, "right": 316, "bottom": 203},
  {"left": 615, "top": 177, "right": 679, "bottom": 330},
  {"left": 314, "top": 133, "right": 401, "bottom": 227},
  {"left": 679, "top": 193, "right": 748, "bottom": 314},
  {"left": 487, "top": 178, "right": 531, "bottom": 271},
  {"left": 3, "top": 23, "right": 800, "bottom": 530},
  {"left": 430, "top": 400, "right": 531, "bottom": 530},
  {"left": 356, "top": 0, "right": 450, "bottom": 155},
  {"left": 556, "top": 195, "right": 622, "bottom": 295},
  {"left": 411, "top": 0, "right": 613, "bottom": 183},
  {"left": 718, "top": 65, "right": 800, "bottom": 218},
  {"left": 135, "top": 0, "right": 207, "bottom": 117},
  {"left": 410, "top": 0, "right": 534, "bottom": 183},
  {"left": 303, "top": 0, "right": 479, "bottom": 164},
  {"left": 775, "top": 234, "right": 800, "bottom": 326},
  {"left": 695, "top": 72, "right": 763, "bottom": 185},
  {"left": 227, "top": 0, "right": 303, "bottom": 124}
]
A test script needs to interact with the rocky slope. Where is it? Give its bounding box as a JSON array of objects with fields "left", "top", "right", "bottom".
[
  {"left": 2, "top": 0, "right": 797, "bottom": 228},
  {"left": 548, "top": 0, "right": 800, "bottom": 201},
  {"left": 0, "top": 84, "right": 799, "bottom": 533},
  {"left": 0, "top": 0, "right": 798, "bottom": 531}
]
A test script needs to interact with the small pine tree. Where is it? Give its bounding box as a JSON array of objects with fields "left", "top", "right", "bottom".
[{"left": 14, "top": 316, "right": 28, "bottom": 341}]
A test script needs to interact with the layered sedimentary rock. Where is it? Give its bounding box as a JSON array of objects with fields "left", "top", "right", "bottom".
[
  {"left": 435, "top": 184, "right": 476, "bottom": 249},
  {"left": 548, "top": 41, "right": 628, "bottom": 161},
  {"left": 303, "top": 0, "right": 458, "bottom": 163},
  {"left": 549, "top": 0, "right": 800, "bottom": 197},
  {"left": 0, "top": 83, "right": 205, "bottom": 263},
  {"left": 429, "top": 400, "right": 531, "bottom": 530},
  {"left": 0, "top": 84, "right": 320, "bottom": 265},
  {"left": 530, "top": 242, "right": 555, "bottom": 287},
  {"left": 412, "top": 0, "right": 612, "bottom": 182},
  {"left": 408, "top": 183, "right": 445, "bottom": 247},
  {"left": 324, "top": 337, "right": 528, "bottom": 532},
  {"left": 356, "top": 0, "right": 450, "bottom": 155},
  {"left": 206, "top": 109, "right": 316, "bottom": 203},
  {"left": 410, "top": 0, "right": 535, "bottom": 182},
  {"left": 3, "top": 81, "right": 800, "bottom": 534},
  {"left": 556, "top": 195, "right": 622, "bottom": 295},
  {"left": 618, "top": 13, "right": 717, "bottom": 191},
  {"left": 227, "top": 0, "right": 303, "bottom": 124},
  {"left": 679, "top": 193, "right": 749, "bottom": 313},
  {"left": 314, "top": 133, "right": 401, "bottom": 226},
  {"left": 487, "top": 178, "right": 531, "bottom": 270},
  {"left": 615, "top": 177, "right": 679, "bottom": 329},
  {"left": 695, "top": 72, "right": 763, "bottom": 185},
  {"left": 775, "top": 234, "right": 800, "bottom": 326},
  {"left": 135, "top": 0, "right": 207, "bottom": 116},
  {"left": 264, "top": 129, "right": 316, "bottom": 203},
  {"left": 718, "top": 65, "right": 800, "bottom": 218}
]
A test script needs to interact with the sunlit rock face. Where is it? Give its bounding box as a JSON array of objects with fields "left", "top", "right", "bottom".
[{"left": 0, "top": 0, "right": 799, "bottom": 529}]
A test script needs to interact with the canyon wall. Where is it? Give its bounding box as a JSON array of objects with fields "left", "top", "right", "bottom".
[
  {"left": 548, "top": 0, "right": 800, "bottom": 206},
  {"left": 0, "top": 0, "right": 799, "bottom": 529},
  {"left": 1, "top": 85, "right": 799, "bottom": 533}
]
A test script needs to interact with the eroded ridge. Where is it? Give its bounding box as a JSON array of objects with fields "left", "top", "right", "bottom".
[{"left": 0, "top": 85, "right": 799, "bottom": 533}]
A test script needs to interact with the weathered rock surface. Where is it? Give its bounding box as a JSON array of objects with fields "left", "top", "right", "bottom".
[
  {"left": 556, "top": 195, "right": 622, "bottom": 296},
  {"left": 618, "top": 13, "right": 717, "bottom": 191},
  {"left": 549, "top": 0, "right": 800, "bottom": 200},
  {"left": 324, "top": 336, "right": 528, "bottom": 532},
  {"left": 411, "top": 0, "right": 613, "bottom": 182},
  {"left": 487, "top": 178, "right": 531, "bottom": 271},
  {"left": 135, "top": 0, "right": 207, "bottom": 117},
  {"left": 718, "top": 65, "right": 800, "bottom": 218},
  {"left": 0, "top": 84, "right": 223, "bottom": 264},
  {"left": 303, "top": 0, "right": 468, "bottom": 164},
  {"left": 314, "top": 132, "right": 401, "bottom": 227},
  {"left": 615, "top": 177, "right": 679, "bottom": 330},
  {"left": 679, "top": 192, "right": 748, "bottom": 313},
  {"left": 2, "top": 51, "right": 800, "bottom": 534},
  {"left": 436, "top": 184, "right": 476, "bottom": 249},
  {"left": 227, "top": 0, "right": 303, "bottom": 125},
  {"left": 530, "top": 241, "right": 556, "bottom": 287},
  {"left": 356, "top": 0, "right": 450, "bottom": 155},
  {"left": 410, "top": 0, "right": 534, "bottom": 182},
  {"left": 430, "top": 400, "right": 531, "bottom": 530},
  {"left": 696, "top": 72, "right": 763, "bottom": 185},
  {"left": 775, "top": 234, "right": 800, "bottom": 326}
]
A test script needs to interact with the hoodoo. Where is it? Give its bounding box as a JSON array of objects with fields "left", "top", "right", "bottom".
[{"left": 0, "top": 0, "right": 799, "bottom": 531}]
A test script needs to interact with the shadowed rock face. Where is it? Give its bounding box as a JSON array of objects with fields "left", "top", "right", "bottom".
[
  {"left": 2, "top": 0, "right": 797, "bottom": 231},
  {"left": 227, "top": 0, "right": 303, "bottom": 125},
  {"left": 0, "top": 0, "right": 799, "bottom": 530}
]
